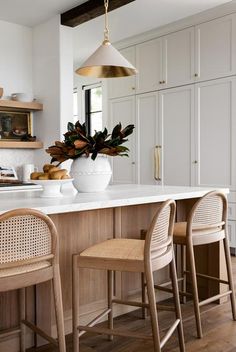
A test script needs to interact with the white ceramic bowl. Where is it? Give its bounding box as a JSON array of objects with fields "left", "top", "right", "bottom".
[
  {"left": 33, "top": 179, "right": 73, "bottom": 198},
  {"left": 11, "top": 93, "right": 34, "bottom": 103}
]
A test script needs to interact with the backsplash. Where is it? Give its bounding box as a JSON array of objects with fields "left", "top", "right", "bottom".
[{"left": 0, "top": 149, "right": 35, "bottom": 180}]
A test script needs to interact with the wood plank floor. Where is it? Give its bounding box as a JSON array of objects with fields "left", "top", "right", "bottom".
[{"left": 27, "top": 257, "right": 236, "bottom": 352}]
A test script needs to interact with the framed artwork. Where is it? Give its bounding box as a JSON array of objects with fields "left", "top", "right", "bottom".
[
  {"left": 0, "top": 111, "right": 32, "bottom": 140},
  {"left": 0, "top": 166, "right": 18, "bottom": 180}
]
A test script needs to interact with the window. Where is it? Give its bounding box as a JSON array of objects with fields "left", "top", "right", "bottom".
[{"left": 84, "top": 84, "right": 102, "bottom": 134}]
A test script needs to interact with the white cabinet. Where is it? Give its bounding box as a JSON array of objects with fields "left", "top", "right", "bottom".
[
  {"left": 158, "top": 85, "right": 195, "bottom": 186},
  {"left": 136, "top": 92, "right": 159, "bottom": 184},
  {"left": 109, "top": 96, "right": 136, "bottom": 184},
  {"left": 135, "top": 27, "right": 195, "bottom": 93},
  {"left": 194, "top": 77, "right": 236, "bottom": 189},
  {"left": 107, "top": 46, "right": 136, "bottom": 99},
  {"left": 195, "top": 14, "right": 236, "bottom": 81},
  {"left": 163, "top": 27, "right": 195, "bottom": 88},
  {"left": 136, "top": 38, "right": 163, "bottom": 94}
]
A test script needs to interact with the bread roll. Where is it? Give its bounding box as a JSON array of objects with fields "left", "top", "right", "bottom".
[
  {"left": 50, "top": 169, "right": 67, "bottom": 180},
  {"left": 61, "top": 174, "right": 71, "bottom": 179},
  {"left": 48, "top": 166, "right": 60, "bottom": 174},
  {"left": 30, "top": 172, "right": 44, "bottom": 180},
  {"left": 43, "top": 164, "right": 55, "bottom": 173},
  {"left": 38, "top": 174, "right": 50, "bottom": 180}
]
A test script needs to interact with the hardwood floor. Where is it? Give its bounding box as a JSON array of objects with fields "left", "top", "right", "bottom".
[{"left": 27, "top": 257, "right": 236, "bottom": 352}]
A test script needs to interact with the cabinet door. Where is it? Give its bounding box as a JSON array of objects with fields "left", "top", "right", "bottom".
[
  {"left": 107, "top": 46, "right": 136, "bottom": 99},
  {"left": 162, "top": 27, "right": 195, "bottom": 88},
  {"left": 194, "top": 77, "right": 236, "bottom": 189},
  {"left": 136, "top": 38, "right": 162, "bottom": 94},
  {"left": 195, "top": 14, "right": 236, "bottom": 81},
  {"left": 158, "top": 85, "right": 194, "bottom": 186},
  {"left": 109, "top": 96, "right": 136, "bottom": 184},
  {"left": 136, "top": 92, "right": 159, "bottom": 184}
]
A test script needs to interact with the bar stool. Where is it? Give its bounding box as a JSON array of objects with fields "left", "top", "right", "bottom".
[
  {"left": 0, "top": 208, "right": 66, "bottom": 352},
  {"left": 169, "top": 191, "right": 236, "bottom": 338},
  {"left": 72, "top": 199, "right": 185, "bottom": 352}
]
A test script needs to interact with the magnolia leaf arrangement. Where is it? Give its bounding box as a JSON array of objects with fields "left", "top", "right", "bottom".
[{"left": 46, "top": 120, "right": 135, "bottom": 165}]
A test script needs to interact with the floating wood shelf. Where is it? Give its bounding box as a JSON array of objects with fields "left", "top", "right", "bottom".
[
  {"left": 0, "top": 141, "right": 44, "bottom": 149},
  {"left": 0, "top": 100, "right": 43, "bottom": 111}
]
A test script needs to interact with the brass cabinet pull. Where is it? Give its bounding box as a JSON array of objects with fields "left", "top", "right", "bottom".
[
  {"left": 194, "top": 73, "right": 198, "bottom": 77},
  {"left": 154, "top": 145, "right": 162, "bottom": 181}
]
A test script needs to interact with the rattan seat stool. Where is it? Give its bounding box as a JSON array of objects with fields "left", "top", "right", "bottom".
[
  {"left": 72, "top": 199, "right": 185, "bottom": 352},
  {"left": 156, "top": 191, "right": 236, "bottom": 339},
  {"left": 0, "top": 208, "right": 66, "bottom": 352}
]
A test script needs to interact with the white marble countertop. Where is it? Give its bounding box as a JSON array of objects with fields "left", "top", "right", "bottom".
[{"left": 0, "top": 184, "right": 228, "bottom": 215}]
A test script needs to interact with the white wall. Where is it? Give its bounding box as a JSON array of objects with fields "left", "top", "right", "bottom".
[
  {"left": 0, "top": 20, "right": 33, "bottom": 98},
  {"left": 33, "top": 16, "right": 74, "bottom": 169},
  {"left": 0, "top": 20, "right": 34, "bottom": 176}
]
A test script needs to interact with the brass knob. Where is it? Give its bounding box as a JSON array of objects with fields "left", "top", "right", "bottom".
[
  {"left": 131, "top": 162, "right": 135, "bottom": 165},
  {"left": 194, "top": 73, "right": 198, "bottom": 77},
  {"left": 159, "top": 81, "right": 162, "bottom": 84},
  {"left": 132, "top": 87, "right": 135, "bottom": 90},
  {"left": 162, "top": 80, "right": 166, "bottom": 84},
  {"left": 193, "top": 160, "right": 198, "bottom": 164}
]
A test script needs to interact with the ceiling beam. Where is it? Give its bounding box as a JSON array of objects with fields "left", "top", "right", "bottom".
[{"left": 61, "top": 0, "right": 135, "bottom": 28}]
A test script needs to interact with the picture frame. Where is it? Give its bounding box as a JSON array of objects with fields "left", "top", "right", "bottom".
[
  {"left": 0, "top": 111, "right": 32, "bottom": 140},
  {"left": 0, "top": 166, "right": 18, "bottom": 180}
]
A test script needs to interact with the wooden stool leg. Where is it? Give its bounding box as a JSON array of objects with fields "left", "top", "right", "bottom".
[
  {"left": 19, "top": 288, "right": 26, "bottom": 352},
  {"left": 170, "top": 257, "right": 185, "bottom": 352},
  {"left": 72, "top": 256, "right": 79, "bottom": 352},
  {"left": 52, "top": 265, "right": 66, "bottom": 352},
  {"left": 145, "top": 267, "right": 161, "bottom": 352},
  {"left": 181, "top": 245, "right": 187, "bottom": 304},
  {"left": 223, "top": 237, "right": 236, "bottom": 320},
  {"left": 141, "top": 273, "right": 147, "bottom": 319},
  {"left": 108, "top": 270, "right": 114, "bottom": 341},
  {"left": 188, "top": 243, "right": 203, "bottom": 338}
]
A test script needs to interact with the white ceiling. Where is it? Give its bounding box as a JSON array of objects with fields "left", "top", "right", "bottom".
[
  {"left": 0, "top": 0, "right": 86, "bottom": 27},
  {"left": 73, "top": 0, "right": 232, "bottom": 66}
]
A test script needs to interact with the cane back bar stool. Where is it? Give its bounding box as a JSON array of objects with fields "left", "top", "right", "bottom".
[
  {"left": 0, "top": 208, "right": 66, "bottom": 352},
  {"left": 156, "top": 191, "right": 236, "bottom": 339},
  {"left": 72, "top": 199, "right": 185, "bottom": 352}
]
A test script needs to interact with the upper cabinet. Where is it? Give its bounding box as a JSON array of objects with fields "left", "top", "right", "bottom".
[
  {"left": 195, "top": 14, "right": 236, "bottom": 81},
  {"left": 135, "top": 38, "right": 163, "bottom": 94},
  {"left": 135, "top": 27, "right": 194, "bottom": 93},
  {"left": 107, "top": 46, "right": 136, "bottom": 99},
  {"left": 163, "top": 27, "right": 195, "bottom": 88}
]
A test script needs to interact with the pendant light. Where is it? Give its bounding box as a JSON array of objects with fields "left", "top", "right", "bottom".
[{"left": 75, "top": 0, "right": 137, "bottom": 78}]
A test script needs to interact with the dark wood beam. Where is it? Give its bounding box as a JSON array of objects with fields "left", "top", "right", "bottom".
[{"left": 61, "top": 0, "right": 135, "bottom": 28}]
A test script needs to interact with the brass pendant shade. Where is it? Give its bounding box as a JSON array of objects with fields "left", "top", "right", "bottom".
[{"left": 75, "top": 0, "right": 137, "bottom": 78}]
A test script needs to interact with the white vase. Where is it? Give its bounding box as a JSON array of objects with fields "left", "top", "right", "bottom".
[{"left": 70, "top": 155, "right": 112, "bottom": 192}]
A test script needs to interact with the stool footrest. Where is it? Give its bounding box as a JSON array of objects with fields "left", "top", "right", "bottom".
[
  {"left": 160, "top": 319, "right": 180, "bottom": 349},
  {"left": 112, "top": 298, "right": 175, "bottom": 312},
  {"left": 78, "top": 325, "right": 152, "bottom": 340},
  {"left": 0, "top": 327, "right": 21, "bottom": 339},
  {"left": 22, "top": 320, "right": 58, "bottom": 346},
  {"left": 199, "top": 290, "right": 232, "bottom": 306},
  {"left": 78, "top": 308, "right": 111, "bottom": 337},
  {"left": 184, "top": 270, "right": 229, "bottom": 285},
  {"left": 154, "top": 284, "right": 192, "bottom": 297}
]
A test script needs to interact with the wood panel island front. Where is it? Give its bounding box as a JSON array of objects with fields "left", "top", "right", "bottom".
[{"left": 0, "top": 184, "right": 228, "bottom": 351}]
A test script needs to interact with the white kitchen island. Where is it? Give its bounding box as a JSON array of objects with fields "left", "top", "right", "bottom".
[{"left": 0, "top": 184, "right": 228, "bottom": 350}]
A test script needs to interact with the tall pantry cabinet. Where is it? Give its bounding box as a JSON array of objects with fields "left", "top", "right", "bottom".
[{"left": 107, "top": 12, "right": 236, "bottom": 248}]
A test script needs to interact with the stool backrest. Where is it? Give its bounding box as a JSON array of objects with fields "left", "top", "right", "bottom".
[
  {"left": 0, "top": 208, "right": 58, "bottom": 269},
  {"left": 144, "top": 199, "right": 176, "bottom": 259},
  {"left": 187, "top": 191, "right": 227, "bottom": 235}
]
